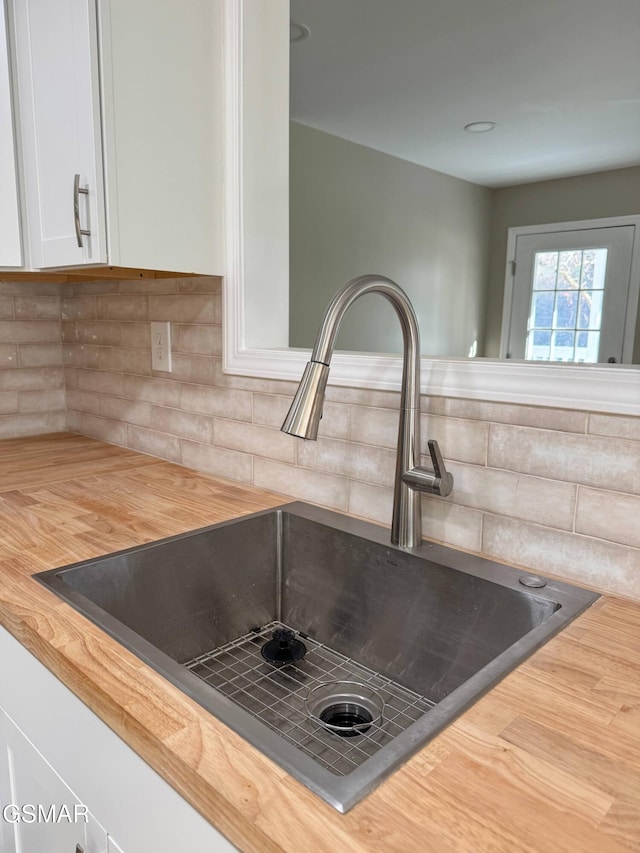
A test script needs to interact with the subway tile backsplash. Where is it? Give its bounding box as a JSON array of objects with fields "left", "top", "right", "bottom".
[
  {"left": 1, "top": 275, "right": 639, "bottom": 600},
  {"left": 488, "top": 422, "right": 640, "bottom": 495},
  {"left": 0, "top": 282, "right": 66, "bottom": 438}
]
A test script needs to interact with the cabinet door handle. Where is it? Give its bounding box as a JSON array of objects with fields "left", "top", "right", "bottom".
[{"left": 73, "top": 173, "right": 91, "bottom": 247}]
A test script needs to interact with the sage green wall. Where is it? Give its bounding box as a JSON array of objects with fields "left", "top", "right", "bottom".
[
  {"left": 486, "top": 165, "right": 640, "bottom": 358},
  {"left": 289, "top": 121, "right": 492, "bottom": 356},
  {"left": 290, "top": 127, "right": 639, "bottom": 360}
]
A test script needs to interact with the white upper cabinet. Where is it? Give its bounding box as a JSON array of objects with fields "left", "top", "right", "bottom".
[
  {"left": 0, "top": 1, "right": 22, "bottom": 266},
  {"left": 8, "top": 0, "right": 223, "bottom": 274},
  {"left": 99, "top": 0, "right": 224, "bottom": 275},
  {"left": 12, "top": 0, "right": 106, "bottom": 268}
]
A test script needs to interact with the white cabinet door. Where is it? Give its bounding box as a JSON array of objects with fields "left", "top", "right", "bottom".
[
  {"left": 99, "top": 0, "right": 224, "bottom": 275},
  {"left": 0, "top": 626, "right": 236, "bottom": 853},
  {"left": 0, "top": 709, "right": 108, "bottom": 853},
  {"left": 0, "top": 0, "right": 22, "bottom": 266},
  {"left": 11, "top": 0, "right": 106, "bottom": 268}
]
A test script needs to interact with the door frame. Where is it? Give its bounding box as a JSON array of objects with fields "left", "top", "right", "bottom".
[{"left": 500, "top": 214, "right": 640, "bottom": 363}]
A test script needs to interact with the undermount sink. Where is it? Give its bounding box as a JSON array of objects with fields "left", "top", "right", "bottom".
[{"left": 35, "top": 502, "right": 599, "bottom": 812}]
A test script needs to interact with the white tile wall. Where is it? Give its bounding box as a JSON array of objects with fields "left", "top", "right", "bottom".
[
  {"left": 2, "top": 275, "right": 640, "bottom": 600},
  {"left": 0, "top": 282, "right": 66, "bottom": 437}
]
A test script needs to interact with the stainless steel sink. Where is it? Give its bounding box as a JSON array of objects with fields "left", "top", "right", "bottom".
[{"left": 34, "top": 502, "right": 599, "bottom": 812}]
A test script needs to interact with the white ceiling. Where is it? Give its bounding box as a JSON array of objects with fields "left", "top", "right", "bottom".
[{"left": 289, "top": 0, "right": 640, "bottom": 187}]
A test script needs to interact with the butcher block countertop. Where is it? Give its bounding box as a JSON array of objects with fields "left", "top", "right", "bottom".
[{"left": 0, "top": 433, "right": 638, "bottom": 853}]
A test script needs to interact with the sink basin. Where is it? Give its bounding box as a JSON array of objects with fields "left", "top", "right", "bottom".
[{"left": 35, "top": 502, "right": 599, "bottom": 812}]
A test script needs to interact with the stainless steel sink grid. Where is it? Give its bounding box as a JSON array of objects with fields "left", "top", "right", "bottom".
[
  {"left": 184, "top": 621, "right": 435, "bottom": 777},
  {"left": 34, "top": 502, "right": 600, "bottom": 812}
]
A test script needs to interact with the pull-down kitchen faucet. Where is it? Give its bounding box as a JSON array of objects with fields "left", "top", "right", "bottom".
[{"left": 281, "top": 274, "right": 453, "bottom": 548}]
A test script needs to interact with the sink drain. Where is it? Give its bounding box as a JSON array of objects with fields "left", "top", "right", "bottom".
[
  {"left": 319, "top": 702, "right": 373, "bottom": 737},
  {"left": 306, "top": 681, "right": 384, "bottom": 738}
]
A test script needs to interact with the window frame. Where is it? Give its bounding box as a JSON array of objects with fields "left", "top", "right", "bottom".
[{"left": 500, "top": 215, "right": 640, "bottom": 364}]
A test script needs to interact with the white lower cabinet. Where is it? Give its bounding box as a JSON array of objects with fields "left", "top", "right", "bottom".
[
  {"left": 0, "top": 709, "right": 110, "bottom": 852},
  {"left": 0, "top": 626, "right": 236, "bottom": 853}
]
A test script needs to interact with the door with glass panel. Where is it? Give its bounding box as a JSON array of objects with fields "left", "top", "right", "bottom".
[{"left": 504, "top": 226, "right": 635, "bottom": 363}]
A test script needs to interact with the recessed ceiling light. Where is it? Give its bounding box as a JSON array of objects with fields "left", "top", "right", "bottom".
[
  {"left": 464, "top": 122, "right": 497, "bottom": 133},
  {"left": 290, "top": 21, "right": 311, "bottom": 43}
]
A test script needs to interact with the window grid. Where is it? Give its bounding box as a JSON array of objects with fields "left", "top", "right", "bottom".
[{"left": 525, "top": 248, "right": 607, "bottom": 363}]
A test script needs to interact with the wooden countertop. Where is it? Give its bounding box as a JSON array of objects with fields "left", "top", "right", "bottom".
[{"left": 0, "top": 433, "right": 638, "bottom": 852}]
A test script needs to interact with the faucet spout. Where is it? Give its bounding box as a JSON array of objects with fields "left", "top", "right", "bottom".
[{"left": 281, "top": 274, "right": 453, "bottom": 548}]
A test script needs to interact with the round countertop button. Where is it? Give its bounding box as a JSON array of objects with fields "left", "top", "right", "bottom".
[{"left": 519, "top": 575, "right": 547, "bottom": 588}]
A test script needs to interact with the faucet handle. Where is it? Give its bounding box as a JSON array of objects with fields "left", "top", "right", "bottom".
[
  {"left": 403, "top": 440, "right": 454, "bottom": 497},
  {"left": 427, "top": 439, "right": 446, "bottom": 480},
  {"left": 427, "top": 439, "right": 454, "bottom": 496}
]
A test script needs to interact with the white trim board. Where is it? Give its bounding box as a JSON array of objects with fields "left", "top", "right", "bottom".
[
  {"left": 225, "top": 346, "right": 640, "bottom": 415},
  {"left": 222, "top": 0, "right": 640, "bottom": 417}
]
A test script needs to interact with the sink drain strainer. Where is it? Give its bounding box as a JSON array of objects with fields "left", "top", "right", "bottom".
[{"left": 305, "top": 681, "right": 384, "bottom": 738}]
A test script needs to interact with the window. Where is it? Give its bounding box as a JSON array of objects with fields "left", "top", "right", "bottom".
[
  {"left": 526, "top": 248, "right": 607, "bottom": 363},
  {"left": 502, "top": 220, "right": 638, "bottom": 364}
]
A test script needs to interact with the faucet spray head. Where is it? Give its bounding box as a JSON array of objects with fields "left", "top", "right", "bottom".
[{"left": 281, "top": 361, "right": 330, "bottom": 440}]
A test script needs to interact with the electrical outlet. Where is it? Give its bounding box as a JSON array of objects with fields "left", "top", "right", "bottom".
[{"left": 150, "top": 321, "right": 172, "bottom": 372}]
